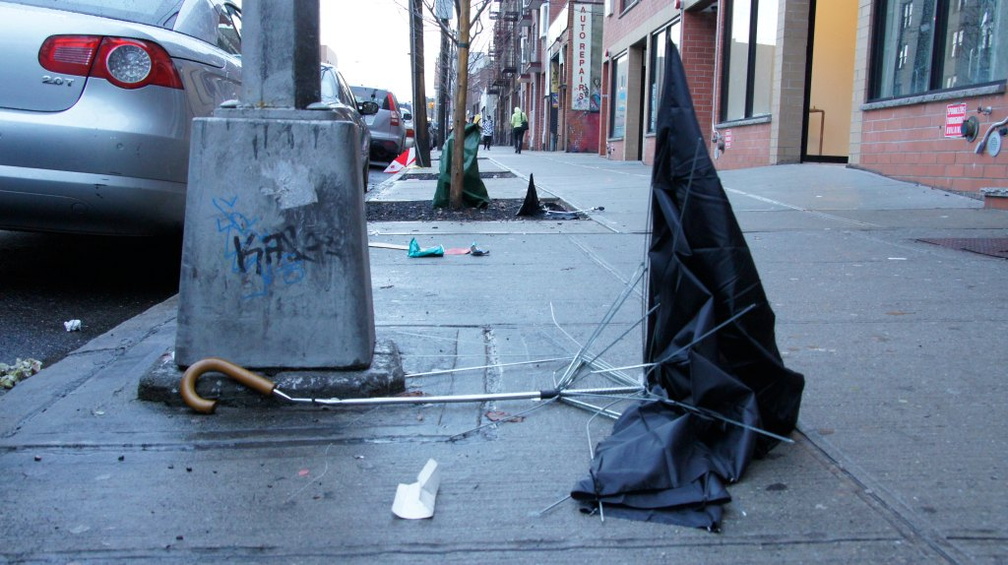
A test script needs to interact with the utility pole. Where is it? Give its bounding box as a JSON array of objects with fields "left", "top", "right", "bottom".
[
  {"left": 449, "top": 0, "right": 471, "bottom": 209},
  {"left": 438, "top": 20, "right": 450, "bottom": 150},
  {"left": 175, "top": 0, "right": 376, "bottom": 370},
  {"left": 434, "top": 0, "right": 452, "bottom": 152},
  {"left": 409, "top": 0, "right": 430, "bottom": 167}
]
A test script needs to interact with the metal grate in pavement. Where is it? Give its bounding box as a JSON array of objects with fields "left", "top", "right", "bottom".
[{"left": 917, "top": 238, "right": 1008, "bottom": 259}]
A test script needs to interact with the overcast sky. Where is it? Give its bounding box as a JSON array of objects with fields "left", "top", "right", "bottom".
[
  {"left": 320, "top": 1, "right": 442, "bottom": 105},
  {"left": 319, "top": 1, "right": 494, "bottom": 107}
]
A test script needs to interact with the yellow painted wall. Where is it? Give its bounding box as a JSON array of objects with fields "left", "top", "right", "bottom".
[{"left": 808, "top": 1, "right": 857, "bottom": 157}]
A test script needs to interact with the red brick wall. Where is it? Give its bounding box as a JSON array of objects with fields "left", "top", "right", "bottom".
[
  {"left": 609, "top": 139, "right": 625, "bottom": 159},
  {"left": 858, "top": 94, "right": 1008, "bottom": 193},
  {"left": 568, "top": 111, "right": 601, "bottom": 152},
  {"left": 680, "top": 11, "right": 718, "bottom": 134},
  {"left": 549, "top": 1, "right": 566, "bottom": 22},
  {"left": 527, "top": 74, "right": 545, "bottom": 151},
  {"left": 562, "top": 5, "right": 602, "bottom": 154},
  {"left": 601, "top": 2, "right": 718, "bottom": 163},
  {"left": 697, "top": 2, "right": 746, "bottom": 171},
  {"left": 601, "top": 0, "right": 673, "bottom": 162},
  {"left": 713, "top": 122, "right": 773, "bottom": 168},
  {"left": 603, "top": 0, "right": 669, "bottom": 43}
]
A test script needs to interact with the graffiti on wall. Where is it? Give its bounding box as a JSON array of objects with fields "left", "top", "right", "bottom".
[
  {"left": 212, "top": 196, "right": 343, "bottom": 300},
  {"left": 567, "top": 111, "right": 601, "bottom": 153}
]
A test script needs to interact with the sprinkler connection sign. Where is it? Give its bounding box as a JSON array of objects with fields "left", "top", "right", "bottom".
[{"left": 945, "top": 102, "right": 968, "bottom": 138}]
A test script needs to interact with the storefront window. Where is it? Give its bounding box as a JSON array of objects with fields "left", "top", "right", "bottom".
[
  {"left": 647, "top": 21, "right": 681, "bottom": 133},
  {"left": 871, "top": 0, "right": 1007, "bottom": 99},
  {"left": 648, "top": 29, "right": 667, "bottom": 134},
  {"left": 720, "top": 0, "right": 778, "bottom": 121},
  {"left": 611, "top": 53, "right": 628, "bottom": 139},
  {"left": 751, "top": 0, "right": 777, "bottom": 116}
]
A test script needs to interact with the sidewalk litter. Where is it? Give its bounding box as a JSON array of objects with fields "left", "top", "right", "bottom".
[
  {"left": 0, "top": 358, "right": 42, "bottom": 389},
  {"left": 407, "top": 238, "right": 444, "bottom": 258},
  {"left": 406, "top": 238, "right": 488, "bottom": 258},
  {"left": 383, "top": 147, "right": 417, "bottom": 174},
  {"left": 391, "top": 459, "right": 441, "bottom": 519}
]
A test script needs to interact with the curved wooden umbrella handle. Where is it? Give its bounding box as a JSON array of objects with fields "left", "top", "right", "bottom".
[{"left": 180, "top": 357, "right": 277, "bottom": 414}]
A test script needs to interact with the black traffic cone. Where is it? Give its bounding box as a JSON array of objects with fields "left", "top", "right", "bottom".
[{"left": 516, "top": 173, "right": 543, "bottom": 217}]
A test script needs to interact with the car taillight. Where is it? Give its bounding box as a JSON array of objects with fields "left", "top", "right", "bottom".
[
  {"left": 39, "top": 35, "right": 183, "bottom": 90},
  {"left": 38, "top": 35, "right": 101, "bottom": 75},
  {"left": 387, "top": 93, "right": 400, "bottom": 126}
]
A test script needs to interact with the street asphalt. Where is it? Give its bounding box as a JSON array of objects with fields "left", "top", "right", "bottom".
[{"left": 1, "top": 148, "right": 1006, "bottom": 563}]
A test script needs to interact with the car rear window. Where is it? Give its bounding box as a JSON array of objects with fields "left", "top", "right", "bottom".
[
  {"left": 351, "top": 87, "right": 394, "bottom": 111},
  {"left": 8, "top": 0, "right": 183, "bottom": 27}
]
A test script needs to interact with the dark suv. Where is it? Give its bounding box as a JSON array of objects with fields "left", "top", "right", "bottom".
[{"left": 350, "top": 86, "right": 407, "bottom": 163}]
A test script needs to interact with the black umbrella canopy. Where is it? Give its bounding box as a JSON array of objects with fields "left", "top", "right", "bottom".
[{"left": 571, "top": 40, "right": 805, "bottom": 531}]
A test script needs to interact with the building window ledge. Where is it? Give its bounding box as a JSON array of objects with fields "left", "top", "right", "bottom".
[
  {"left": 619, "top": 0, "right": 640, "bottom": 18},
  {"left": 862, "top": 81, "right": 1006, "bottom": 112},
  {"left": 715, "top": 114, "right": 771, "bottom": 129}
]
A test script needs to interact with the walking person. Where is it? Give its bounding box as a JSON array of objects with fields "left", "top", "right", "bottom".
[
  {"left": 510, "top": 106, "right": 528, "bottom": 153},
  {"left": 481, "top": 111, "right": 494, "bottom": 150}
]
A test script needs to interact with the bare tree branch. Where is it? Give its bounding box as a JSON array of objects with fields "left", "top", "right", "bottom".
[
  {"left": 471, "top": 0, "right": 493, "bottom": 26},
  {"left": 417, "top": 0, "right": 493, "bottom": 46}
]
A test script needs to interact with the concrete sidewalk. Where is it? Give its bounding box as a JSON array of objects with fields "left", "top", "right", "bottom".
[{"left": 2, "top": 150, "right": 1006, "bottom": 563}]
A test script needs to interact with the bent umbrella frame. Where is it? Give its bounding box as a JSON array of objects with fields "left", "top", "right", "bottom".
[
  {"left": 178, "top": 41, "right": 804, "bottom": 532},
  {"left": 177, "top": 263, "right": 794, "bottom": 448}
]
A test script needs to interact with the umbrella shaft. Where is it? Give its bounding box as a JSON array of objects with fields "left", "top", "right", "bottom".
[{"left": 279, "top": 386, "right": 642, "bottom": 406}]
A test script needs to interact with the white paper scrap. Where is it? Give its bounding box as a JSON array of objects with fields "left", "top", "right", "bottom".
[
  {"left": 64, "top": 319, "right": 82, "bottom": 332},
  {"left": 391, "top": 459, "right": 440, "bottom": 519}
]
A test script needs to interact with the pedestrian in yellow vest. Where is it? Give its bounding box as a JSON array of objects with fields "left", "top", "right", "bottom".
[{"left": 510, "top": 106, "right": 528, "bottom": 153}]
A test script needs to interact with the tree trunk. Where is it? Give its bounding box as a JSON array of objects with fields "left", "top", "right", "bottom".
[{"left": 449, "top": 0, "right": 471, "bottom": 209}]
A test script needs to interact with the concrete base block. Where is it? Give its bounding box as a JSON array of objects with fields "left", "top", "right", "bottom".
[
  {"left": 175, "top": 109, "right": 375, "bottom": 369},
  {"left": 138, "top": 339, "right": 405, "bottom": 409}
]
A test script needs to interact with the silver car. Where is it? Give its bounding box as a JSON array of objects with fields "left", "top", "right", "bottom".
[
  {"left": 320, "top": 64, "right": 378, "bottom": 188},
  {"left": 0, "top": 0, "right": 242, "bottom": 236},
  {"left": 350, "top": 86, "right": 408, "bottom": 163},
  {"left": 400, "top": 102, "right": 415, "bottom": 150}
]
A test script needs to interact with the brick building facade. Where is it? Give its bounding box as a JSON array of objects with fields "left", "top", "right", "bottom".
[
  {"left": 851, "top": 0, "right": 1007, "bottom": 195},
  {"left": 487, "top": 0, "right": 604, "bottom": 152},
  {"left": 486, "top": 0, "right": 1006, "bottom": 197}
]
